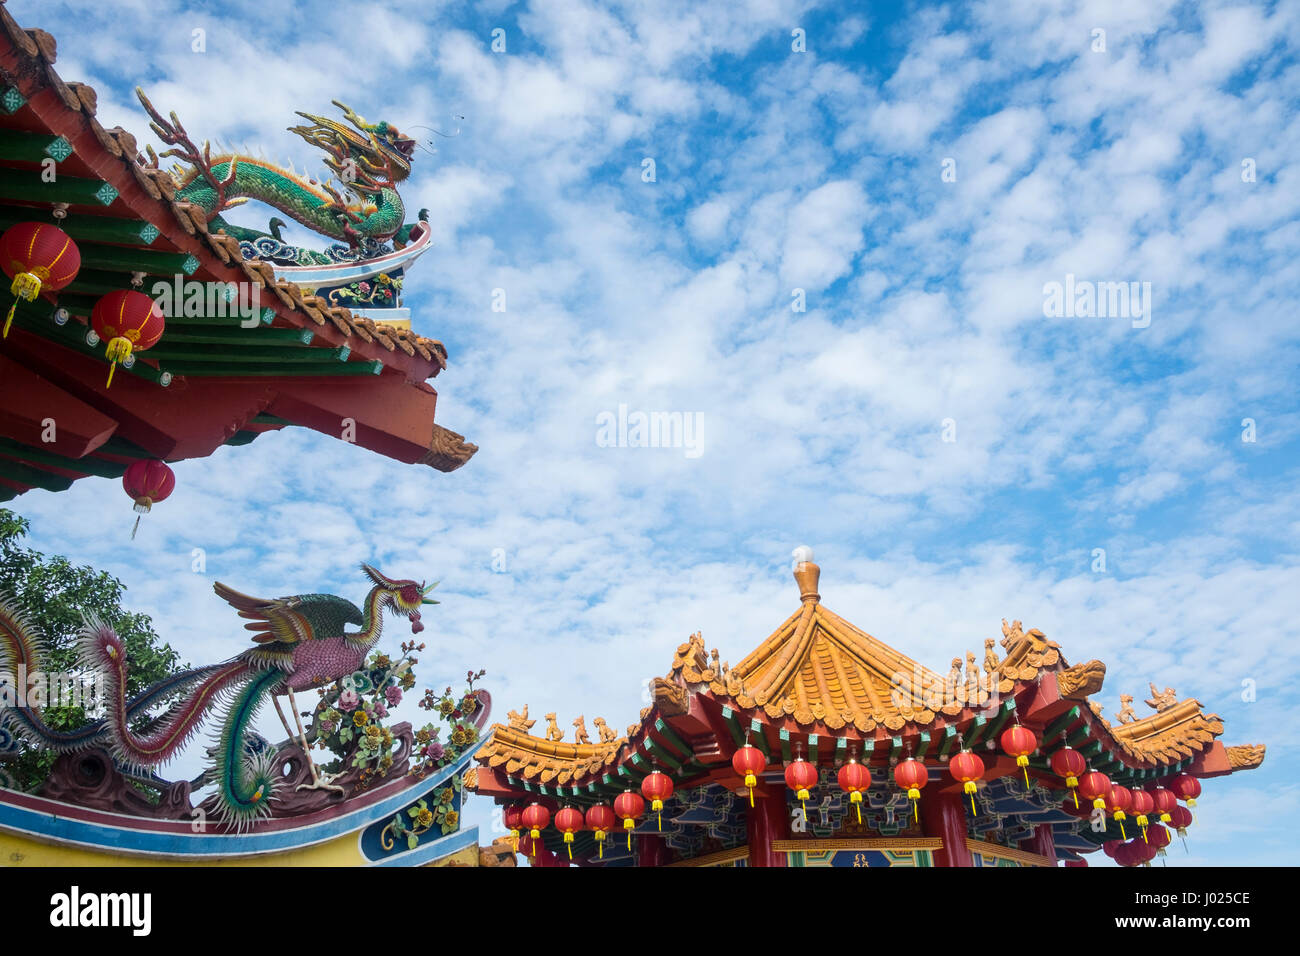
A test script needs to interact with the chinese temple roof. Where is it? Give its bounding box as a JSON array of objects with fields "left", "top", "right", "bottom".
[
  {"left": 0, "top": 1, "right": 476, "bottom": 499},
  {"left": 473, "top": 554, "right": 1264, "bottom": 802}
]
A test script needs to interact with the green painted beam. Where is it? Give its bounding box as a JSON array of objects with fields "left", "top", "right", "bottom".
[
  {"left": 748, "top": 719, "right": 770, "bottom": 759},
  {"left": 986, "top": 700, "right": 1016, "bottom": 741},
  {"left": 651, "top": 718, "right": 692, "bottom": 760},
  {"left": 1080, "top": 740, "right": 1103, "bottom": 758},
  {"left": 0, "top": 439, "right": 127, "bottom": 479},
  {"left": 0, "top": 167, "right": 117, "bottom": 206},
  {"left": 0, "top": 129, "right": 73, "bottom": 164},
  {"left": 160, "top": 328, "right": 313, "bottom": 347},
  {"left": 718, "top": 707, "right": 746, "bottom": 750},
  {"left": 936, "top": 725, "right": 959, "bottom": 759},
  {"left": 0, "top": 208, "right": 159, "bottom": 246},
  {"left": 154, "top": 307, "right": 276, "bottom": 328},
  {"left": 807, "top": 734, "right": 819, "bottom": 765},
  {"left": 642, "top": 736, "right": 683, "bottom": 771},
  {"left": 1044, "top": 706, "right": 1080, "bottom": 743},
  {"left": 964, "top": 715, "right": 990, "bottom": 748},
  {"left": 0, "top": 455, "right": 75, "bottom": 492},
  {"left": 835, "top": 737, "right": 848, "bottom": 762},
  {"left": 914, "top": 731, "right": 931, "bottom": 760},
  {"left": 94, "top": 436, "right": 155, "bottom": 459},
  {"left": 155, "top": 359, "right": 381, "bottom": 377},
  {"left": 147, "top": 344, "right": 348, "bottom": 364},
  {"left": 73, "top": 243, "right": 198, "bottom": 276},
  {"left": 890, "top": 735, "right": 904, "bottom": 759},
  {"left": 778, "top": 728, "right": 792, "bottom": 765},
  {"left": 1065, "top": 723, "right": 1091, "bottom": 748}
]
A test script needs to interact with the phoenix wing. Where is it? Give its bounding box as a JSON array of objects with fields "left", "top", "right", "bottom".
[{"left": 213, "top": 583, "right": 364, "bottom": 646}]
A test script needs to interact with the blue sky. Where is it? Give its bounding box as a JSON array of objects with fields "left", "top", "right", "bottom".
[{"left": 9, "top": 0, "right": 1299, "bottom": 864}]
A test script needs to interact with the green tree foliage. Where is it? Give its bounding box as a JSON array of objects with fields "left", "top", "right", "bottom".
[{"left": 0, "top": 508, "right": 186, "bottom": 791}]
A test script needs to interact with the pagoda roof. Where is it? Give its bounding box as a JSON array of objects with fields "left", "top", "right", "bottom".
[
  {"left": 472, "top": 555, "right": 1264, "bottom": 807},
  {"left": 0, "top": 2, "right": 476, "bottom": 498}
]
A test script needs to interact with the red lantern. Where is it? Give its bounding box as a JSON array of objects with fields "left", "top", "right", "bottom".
[
  {"left": 949, "top": 750, "right": 984, "bottom": 815},
  {"left": 731, "top": 743, "right": 766, "bottom": 807},
  {"left": 1129, "top": 788, "right": 1155, "bottom": 841},
  {"left": 0, "top": 222, "right": 80, "bottom": 337},
  {"left": 836, "top": 760, "right": 871, "bottom": 824},
  {"left": 893, "top": 758, "right": 928, "bottom": 822},
  {"left": 1107, "top": 784, "right": 1132, "bottom": 840},
  {"left": 613, "top": 790, "right": 644, "bottom": 850},
  {"left": 1150, "top": 786, "right": 1176, "bottom": 824},
  {"left": 554, "top": 806, "right": 584, "bottom": 860},
  {"left": 520, "top": 802, "right": 550, "bottom": 858},
  {"left": 1170, "top": 773, "right": 1201, "bottom": 807},
  {"left": 1102, "top": 838, "right": 1124, "bottom": 859},
  {"left": 1170, "top": 805, "right": 1193, "bottom": 852},
  {"left": 585, "top": 804, "right": 616, "bottom": 860},
  {"left": 784, "top": 758, "right": 818, "bottom": 813},
  {"left": 1000, "top": 725, "right": 1038, "bottom": 788},
  {"left": 121, "top": 458, "right": 175, "bottom": 540},
  {"left": 1050, "top": 747, "right": 1088, "bottom": 808},
  {"left": 1148, "top": 822, "right": 1171, "bottom": 855},
  {"left": 640, "top": 771, "right": 675, "bottom": 830},
  {"left": 1078, "top": 770, "right": 1111, "bottom": 811},
  {"left": 502, "top": 804, "right": 523, "bottom": 853},
  {"left": 90, "top": 289, "right": 165, "bottom": 386}
]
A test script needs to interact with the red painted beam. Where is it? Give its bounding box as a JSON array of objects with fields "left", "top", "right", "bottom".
[
  {"left": 7, "top": 328, "right": 275, "bottom": 459},
  {"left": 745, "top": 779, "right": 790, "bottom": 867},
  {"left": 0, "top": 354, "right": 116, "bottom": 457},
  {"left": 267, "top": 377, "right": 437, "bottom": 465}
]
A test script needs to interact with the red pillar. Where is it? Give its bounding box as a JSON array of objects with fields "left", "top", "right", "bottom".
[
  {"left": 638, "top": 833, "right": 671, "bottom": 867},
  {"left": 745, "top": 780, "right": 790, "bottom": 867},
  {"left": 1019, "top": 823, "right": 1057, "bottom": 865},
  {"left": 919, "top": 790, "right": 974, "bottom": 867}
]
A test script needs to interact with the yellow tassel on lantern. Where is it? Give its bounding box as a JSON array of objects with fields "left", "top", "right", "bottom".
[
  {"left": 510, "top": 827, "right": 520, "bottom": 854},
  {"left": 797, "top": 788, "right": 809, "bottom": 814},
  {"left": 104, "top": 336, "right": 133, "bottom": 388},
  {"left": 1067, "top": 775, "right": 1079, "bottom": 808},
  {"left": 1115, "top": 811, "right": 1127, "bottom": 840},
  {"left": 1018, "top": 754, "right": 1030, "bottom": 788},
  {"left": 595, "top": 831, "right": 606, "bottom": 859},
  {"left": 624, "top": 816, "right": 634, "bottom": 850},
  {"left": 744, "top": 772, "right": 756, "bottom": 806},
  {"left": 4, "top": 271, "right": 42, "bottom": 337},
  {"left": 564, "top": 832, "right": 574, "bottom": 859},
  {"left": 908, "top": 787, "right": 920, "bottom": 821},
  {"left": 652, "top": 798, "right": 664, "bottom": 830},
  {"left": 1137, "top": 814, "right": 1149, "bottom": 841},
  {"left": 964, "top": 780, "right": 978, "bottom": 815},
  {"left": 850, "top": 790, "right": 863, "bottom": 824}
]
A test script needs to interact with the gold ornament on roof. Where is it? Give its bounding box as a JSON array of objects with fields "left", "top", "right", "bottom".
[
  {"left": 1145, "top": 682, "right": 1177, "bottom": 712},
  {"left": 506, "top": 705, "right": 535, "bottom": 733},
  {"left": 572, "top": 715, "right": 591, "bottom": 745},
  {"left": 544, "top": 712, "right": 563, "bottom": 742}
]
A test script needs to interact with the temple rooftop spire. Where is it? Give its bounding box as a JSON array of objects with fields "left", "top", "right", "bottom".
[{"left": 792, "top": 545, "right": 820, "bottom": 604}]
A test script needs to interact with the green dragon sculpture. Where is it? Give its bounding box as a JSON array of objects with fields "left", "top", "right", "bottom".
[{"left": 135, "top": 88, "right": 425, "bottom": 261}]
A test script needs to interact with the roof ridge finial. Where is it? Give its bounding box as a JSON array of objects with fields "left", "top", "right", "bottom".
[{"left": 791, "top": 545, "right": 820, "bottom": 604}]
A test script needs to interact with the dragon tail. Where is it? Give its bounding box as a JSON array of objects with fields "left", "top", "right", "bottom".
[
  {"left": 210, "top": 667, "right": 280, "bottom": 831},
  {"left": 78, "top": 616, "right": 253, "bottom": 772}
]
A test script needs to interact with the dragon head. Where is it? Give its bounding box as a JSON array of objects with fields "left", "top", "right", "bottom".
[
  {"left": 289, "top": 101, "right": 416, "bottom": 191},
  {"left": 360, "top": 563, "right": 438, "bottom": 634}
]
